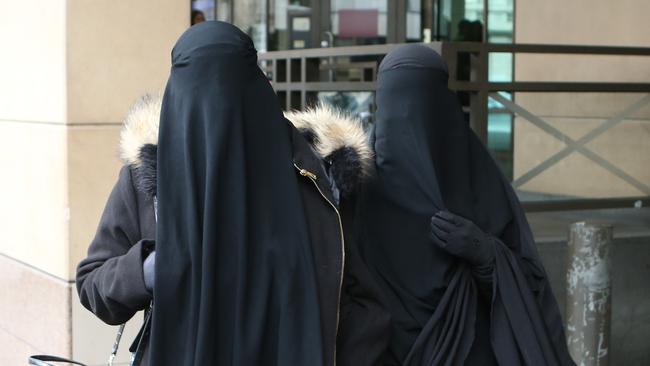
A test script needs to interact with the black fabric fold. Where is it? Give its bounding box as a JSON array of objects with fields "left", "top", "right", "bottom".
[
  {"left": 403, "top": 265, "right": 477, "bottom": 366},
  {"left": 356, "top": 44, "right": 574, "bottom": 365},
  {"left": 150, "top": 22, "right": 324, "bottom": 365}
]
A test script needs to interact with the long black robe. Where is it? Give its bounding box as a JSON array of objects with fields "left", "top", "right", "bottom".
[
  {"left": 150, "top": 22, "right": 325, "bottom": 365},
  {"left": 356, "top": 45, "right": 575, "bottom": 365}
]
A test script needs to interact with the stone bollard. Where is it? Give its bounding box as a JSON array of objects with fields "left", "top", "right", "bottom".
[{"left": 566, "top": 222, "right": 613, "bottom": 366}]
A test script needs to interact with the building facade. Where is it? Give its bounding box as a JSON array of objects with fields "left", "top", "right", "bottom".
[{"left": 0, "top": 1, "right": 648, "bottom": 365}]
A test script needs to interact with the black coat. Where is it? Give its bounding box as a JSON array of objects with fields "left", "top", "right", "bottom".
[
  {"left": 76, "top": 95, "right": 389, "bottom": 365},
  {"left": 76, "top": 96, "right": 161, "bottom": 365},
  {"left": 76, "top": 165, "right": 155, "bottom": 324}
]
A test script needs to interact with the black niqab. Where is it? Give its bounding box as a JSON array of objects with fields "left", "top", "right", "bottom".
[
  {"left": 151, "top": 22, "right": 324, "bottom": 365},
  {"left": 357, "top": 45, "right": 575, "bottom": 365}
]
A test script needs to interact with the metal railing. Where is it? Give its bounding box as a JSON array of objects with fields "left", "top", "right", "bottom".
[{"left": 259, "top": 43, "right": 650, "bottom": 212}]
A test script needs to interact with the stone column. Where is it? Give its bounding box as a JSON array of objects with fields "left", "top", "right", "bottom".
[{"left": 0, "top": 1, "right": 187, "bottom": 364}]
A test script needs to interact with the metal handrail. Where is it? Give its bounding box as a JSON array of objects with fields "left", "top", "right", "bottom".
[
  {"left": 258, "top": 42, "right": 442, "bottom": 59},
  {"left": 522, "top": 196, "right": 648, "bottom": 213},
  {"left": 258, "top": 42, "right": 650, "bottom": 60},
  {"left": 260, "top": 43, "right": 650, "bottom": 93},
  {"left": 259, "top": 42, "right": 650, "bottom": 212}
]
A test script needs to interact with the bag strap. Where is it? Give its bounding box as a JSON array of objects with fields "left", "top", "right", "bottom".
[
  {"left": 129, "top": 302, "right": 153, "bottom": 366},
  {"left": 28, "top": 355, "right": 87, "bottom": 366}
]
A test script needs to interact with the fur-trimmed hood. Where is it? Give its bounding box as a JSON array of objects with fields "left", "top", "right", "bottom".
[
  {"left": 285, "top": 104, "right": 373, "bottom": 196},
  {"left": 120, "top": 95, "right": 373, "bottom": 198},
  {"left": 120, "top": 94, "right": 161, "bottom": 198}
]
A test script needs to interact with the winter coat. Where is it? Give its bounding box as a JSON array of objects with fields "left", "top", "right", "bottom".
[{"left": 76, "top": 96, "right": 389, "bottom": 365}]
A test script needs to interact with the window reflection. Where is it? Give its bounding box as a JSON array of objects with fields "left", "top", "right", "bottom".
[
  {"left": 407, "top": 0, "right": 422, "bottom": 42},
  {"left": 233, "top": 0, "right": 267, "bottom": 51},
  {"left": 268, "top": 0, "right": 313, "bottom": 51},
  {"left": 330, "top": 0, "right": 388, "bottom": 47},
  {"left": 413, "top": 0, "right": 484, "bottom": 42},
  {"left": 191, "top": 0, "right": 216, "bottom": 23}
]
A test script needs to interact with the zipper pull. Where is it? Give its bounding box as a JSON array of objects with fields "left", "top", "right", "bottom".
[{"left": 299, "top": 168, "right": 317, "bottom": 180}]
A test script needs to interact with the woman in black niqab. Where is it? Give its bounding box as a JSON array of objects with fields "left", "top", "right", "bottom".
[
  {"left": 151, "top": 22, "right": 324, "bottom": 365},
  {"left": 356, "top": 45, "right": 575, "bottom": 365}
]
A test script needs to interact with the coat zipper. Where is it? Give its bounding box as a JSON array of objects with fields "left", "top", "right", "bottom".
[{"left": 294, "top": 163, "right": 345, "bottom": 366}]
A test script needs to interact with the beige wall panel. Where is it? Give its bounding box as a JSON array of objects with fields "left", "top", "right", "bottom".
[
  {"left": 515, "top": 54, "right": 650, "bottom": 83},
  {"left": 0, "top": 255, "right": 72, "bottom": 361},
  {"left": 514, "top": 1, "right": 650, "bottom": 198},
  {"left": 515, "top": 0, "right": 650, "bottom": 46},
  {"left": 0, "top": 0, "right": 67, "bottom": 123},
  {"left": 67, "top": 125, "right": 123, "bottom": 279},
  {"left": 514, "top": 117, "right": 648, "bottom": 198},
  {"left": 513, "top": 115, "right": 569, "bottom": 176},
  {"left": 511, "top": 88, "right": 650, "bottom": 198},
  {"left": 0, "top": 122, "right": 69, "bottom": 278},
  {"left": 517, "top": 151, "right": 645, "bottom": 198},
  {"left": 0, "top": 328, "right": 42, "bottom": 366},
  {"left": 66, "top": 0, "right": 188, "bottom": 124},
  {"left": 511, "top": 93, "right": 650, "bottom": 120},
  {"left": 586, "top": 120, "right": 650, "bottom": 187}
]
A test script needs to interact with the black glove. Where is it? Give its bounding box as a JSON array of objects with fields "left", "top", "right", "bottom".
[
  {"left": 143, "top": 251, "right": 155, "bottom": 293},
  {"left": 430, "top": 211, "right": 495, "bottom": 267}
]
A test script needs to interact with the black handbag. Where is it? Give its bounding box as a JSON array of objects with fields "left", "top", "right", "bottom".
[
  {"left": 28, "top": 302, "right": 152, "bottom": 366},
  {"left": 28, "top": 355, "right": 87, "bottom": 366}
]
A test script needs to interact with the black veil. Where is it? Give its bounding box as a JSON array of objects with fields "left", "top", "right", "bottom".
[
  {"left": 356, "top": 45, "right": 574, "bottom": 365},
  {"left": 150, "top": 22, "right": 325, "bottom": 365}
]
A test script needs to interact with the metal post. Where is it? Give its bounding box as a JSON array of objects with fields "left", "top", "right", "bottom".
[{"left": 566, "top": 222, "right": 613, "bottom": 366}]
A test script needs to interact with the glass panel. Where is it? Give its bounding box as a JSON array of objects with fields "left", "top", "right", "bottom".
[
  {"left": 486, "top": 0, "right": 514, "bottom": 178},
  {"left": 488, "top": 111, "right": 513, "bottom": 178},
  {"left": 233, "top": 0, "right": 267, "bottom": 51},
  {"left": 416, "top": 0, "right": 484, "bottom": 42},
  {"left": 268, "top": 0, "right": 313, "bottom": 51},
  {"left": 191, "top": 0, "right": 216, "bottom": 24},
  {"left": 487, "top": 0, "right": 514, "bottom": 43},
  {"left": 406, "top": 0, "right": 422, "bottom": 42},
  {"left": 330, "top": 0, "right": 388, "bottom": 47},
  {"left": 217, "top": 0, "right": 233, "bottom": 22},
  {"left": 449, "top": 0, "right": 483, "bottom": 41},
  {"left": 487, "top": 54, "right": 514, "bottom": 178},
  {"left": 489, "top": 53, "right": 512, "bottom": 82}
]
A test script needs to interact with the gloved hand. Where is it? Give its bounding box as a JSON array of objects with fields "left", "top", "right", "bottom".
[
  {"left": 143, "top": 251, "right": 155, "bottom": 293},
  {"left": 430, "top": 211, "right": 495, "bottom": 267}
]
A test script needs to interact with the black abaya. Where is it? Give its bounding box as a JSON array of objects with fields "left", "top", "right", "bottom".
[
  {"left": 356, "top": 45, "right": 575, "bottom": 365},
  {"left": 151, "top": 22, "right": 325, "bottom": 365}
]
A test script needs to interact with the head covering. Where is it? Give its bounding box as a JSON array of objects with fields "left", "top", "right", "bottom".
[
  {"left": 374, "top": 44, "right": 511, "bottom": 231},
  {"left": 150, "top": 22, "right": 325, "bottom": 365},
  {"left": 357, "top": 45, "right": 574, "bottom": 365}
]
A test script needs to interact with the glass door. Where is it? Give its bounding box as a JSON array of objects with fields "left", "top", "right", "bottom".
[
  {"left": 268, "top": 0, "right": 315, "bottom": 51},
  {"left": 328, "top": 0, "right": 389, "bottom": 47}
]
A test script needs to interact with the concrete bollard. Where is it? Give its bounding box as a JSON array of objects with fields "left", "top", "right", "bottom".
[{"left": 566, "top": 222, "right": 613, "bottom": 366}]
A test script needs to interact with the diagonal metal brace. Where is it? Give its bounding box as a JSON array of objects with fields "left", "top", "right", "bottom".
[{"left": 490, "top": 92, "right": 650, "bottom": 195}]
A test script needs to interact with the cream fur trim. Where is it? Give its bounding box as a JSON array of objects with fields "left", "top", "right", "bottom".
[
  {"left": 120, "top": 94, "right": 162, "bottom": 166},
  {"left": 285, "top": 103, "right": 373, "bottom": 177},
  {"left": 119, "top": 95, "right": 372, "bottom": 177}
]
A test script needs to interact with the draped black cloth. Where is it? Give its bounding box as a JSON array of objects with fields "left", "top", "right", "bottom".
[
  {"left": 356, "top": 45, "right": 575, "bottom": 365},
  {"left": 150, "top": 22, "right": 325, "bottom": 365}
]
